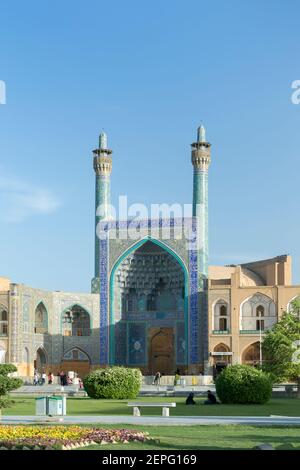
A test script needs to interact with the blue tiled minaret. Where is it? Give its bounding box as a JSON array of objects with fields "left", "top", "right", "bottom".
[
  {"left": 91, "top": 132, "right": 112, "bottom": 294},
  {"left": 191, "top": 125, "right": 211, "bottom": 372}
]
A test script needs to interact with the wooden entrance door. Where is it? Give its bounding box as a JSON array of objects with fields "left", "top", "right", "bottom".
[
  {"left": 60, "top": 361, "right": 90, "bottom": 378},
  {"left": 149, "top": 328, "right": 174, "bottom": 375}
]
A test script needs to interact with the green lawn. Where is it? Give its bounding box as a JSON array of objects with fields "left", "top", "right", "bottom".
[
  {"left": 3, "top": 396, "right": 300, "bottom": 417},
  {"left": 73, "top": 424, "right": 300, "bottom": 450}
]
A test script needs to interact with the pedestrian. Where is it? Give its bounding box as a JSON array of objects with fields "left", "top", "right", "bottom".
[
  {"left": 33, "top": 371, "right": 39, "bottom": 386},
  {"left": 174, "top": 372, "right": 180, "bottom": 386},
  {"left": 153, "top": 371, "right": 161, "bottom": 386},
  {"left": 41, "top": 371, "right": 46, "bottom": 385},
  {"left": 59, "top": 370, "right": 64, "bottom": 386},
  {"left": 48, "top": 372, "right": 53, "bottom": 384}
]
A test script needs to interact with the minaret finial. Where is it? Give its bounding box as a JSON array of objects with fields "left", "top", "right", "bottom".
[
  {"left": 197, "top": 123, "right": 206, "bottom": 143},
  {"left": 99, "top": 130, "right": 108, "bottom": 150}
]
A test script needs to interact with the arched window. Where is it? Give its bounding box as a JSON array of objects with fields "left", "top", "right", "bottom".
[
  {"left": 62, "top": 305, "right": 90, "bottom": 337},
  {"left": 220, "top": 305, "right": 227, "bottom": 316},
  {"left": 240, "top": 294, "right": 276, "bottom": 331},
  {"left": 213, "top": 300, "right": 230, "bottom": 332},
  {"left": 0, "top": 310, "right": 8, "bottom": 321},
  {"left": 256, "top": 305, "right": 265, "bottom": 330},
  {"left": 34, "top": 302, "right": 48, "bottom": 334},
  {"left": 0, "top": 307, "right": 8, "bottom": 336},
  {"left": 256, "top": 305, "right": 264, "bottom": 316}
]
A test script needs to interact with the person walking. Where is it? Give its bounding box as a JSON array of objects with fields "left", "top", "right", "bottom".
[
  {"left": 153, "top": 371, "right": 161, "bottom": 386},
  {"left": 48, "top": 372, "right": 53, "bottom": 384},
  {"left": 59, "top": 370, "right": 65, "bottom": 386},
  {"left": 33, "top": 371, "right": 39, "bottom": 386},
  {"left": 41, "top": 371, "right": 46, "bottom": 385},
  {"left": 63, "top": 372, "right": 68, "bottom": 386}
]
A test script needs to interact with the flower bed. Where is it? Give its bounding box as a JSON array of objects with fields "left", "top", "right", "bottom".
[{"left": 0, "top": 426, "right": 148, "bottom": 450}]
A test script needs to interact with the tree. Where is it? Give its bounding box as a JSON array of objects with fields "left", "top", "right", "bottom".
[
  {"left": 0, "top": 364, "right": 23, "bottom": 412},
  {"left": 262, "top": 297, "right": 300, "bottom": 382}
]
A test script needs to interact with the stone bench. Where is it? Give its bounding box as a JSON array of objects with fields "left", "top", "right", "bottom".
[{"left": 127, "top": 402, "right": 176, "bottom": 417}]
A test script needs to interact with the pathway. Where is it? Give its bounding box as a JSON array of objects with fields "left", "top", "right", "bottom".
[{"left": 2, "top": 415, "right": 300, "bottom": 426}]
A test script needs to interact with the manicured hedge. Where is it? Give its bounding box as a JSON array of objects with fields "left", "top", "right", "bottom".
[
  {"left": 83, "top": 367, "right": 142, "bottom": 399},
  {"left": 215, "top": 364, "right": 273, "bottom": 404}
]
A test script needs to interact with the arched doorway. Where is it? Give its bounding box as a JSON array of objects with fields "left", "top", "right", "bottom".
[
  {"left": 110, "top": 238, "right": 188, "bottom": 373},
  {"left": 149, "top": 328, "right": 174, "bottom": 375},
  {"left": 61, "top": 348, "right": 91, "bottom": 378},
  {"left": 242, "top": 342, "right": 261, "bottom": 366},
  {"left": 212, "top": 343, "right": 231, "bottom": 378},
  {"left": 34, "top": 347, "right": 47, "bottom": 372}
]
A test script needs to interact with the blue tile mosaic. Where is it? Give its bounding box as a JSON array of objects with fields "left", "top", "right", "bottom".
[{"left": 98, "top": 217, "right": 200, "bottom": 367}]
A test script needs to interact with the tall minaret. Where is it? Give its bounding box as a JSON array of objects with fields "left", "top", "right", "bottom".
[
  {"left": 191, "top": 124, "right": 211, "bottom": 374},
  {"left": 191, "top": 124, "right": 211, "bottom": 279},
  {"left": 91, "top": 131, "right": 112, "bottom": 294}
]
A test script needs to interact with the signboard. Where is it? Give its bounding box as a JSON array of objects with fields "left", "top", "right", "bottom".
[{"left": 211, "top": 352, "right": 233, "bottom": 356}]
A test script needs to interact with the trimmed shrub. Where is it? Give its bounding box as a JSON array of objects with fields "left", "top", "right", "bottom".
[
  {"left": 215, "top": 364, "right": 273, "bottom": 404},
  {"left": 83, "top": 366, "right": 142, "bottom": 399}
]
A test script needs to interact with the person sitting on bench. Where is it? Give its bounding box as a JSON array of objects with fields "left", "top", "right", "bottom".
[
  {"left": 204, "top": 390, "right": 219, "bottom": 405},
  {"left": 186, "top": 392, "right": 196, "bottom": 405}
]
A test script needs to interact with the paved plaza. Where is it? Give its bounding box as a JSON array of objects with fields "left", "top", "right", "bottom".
[{"left": 2, "top": 415, "right": 300, "bottom": 426}]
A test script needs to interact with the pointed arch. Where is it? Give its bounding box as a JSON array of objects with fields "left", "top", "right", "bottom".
[
  {"left": 35, "top": 346, "right": 47, "bottom": 371},
  {"left": 109, "top": 236, "right": 189, "bottom": 366},
  {"left": 34, "top": 301, "right": 48, "bottom": 334},
  {"left": 110, "top": 236, "right": 189, "bottom": 276},
  {"left": 214, "top": 343, "right": 230, "bottom": 353},
  {"left": 212, "top": 298, "right": 230, "bottom": 331},
  {"left": 287, "top": 295, "right": 300, "bottom": 313},
  {"left": 61, "top": 304, "right": 91, "bottom": 337},
  {"left": 240, "top": 292, "right": 276, "bottom": 331},
  {"left": 62, "top": 347, "right": 91, "bottom": 363},
  {"left": 241, "top": 341, "right": 261, "bottom": 365},
  {"left": 0, "top": 304, "right": 8, "bottom": 336}
]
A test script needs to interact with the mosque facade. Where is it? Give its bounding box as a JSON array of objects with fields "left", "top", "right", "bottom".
[{"left": 0, "top": 127, "right": 299, "bottom": 378}]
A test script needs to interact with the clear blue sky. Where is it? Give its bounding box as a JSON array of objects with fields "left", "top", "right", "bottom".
[{"left": 0, "top": 0, "right": 299, "bottom": 292}]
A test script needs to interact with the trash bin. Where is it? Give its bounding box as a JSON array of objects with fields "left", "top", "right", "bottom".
[
  {"left": 35, "top": 396, "right": 48, "bottom": 416},
  {"left": 48, "top": 396, "right": 63, "bottom": 416}
]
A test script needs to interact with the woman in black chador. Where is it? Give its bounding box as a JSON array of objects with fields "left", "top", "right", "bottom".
[{"left": 186, "top": 392, "right": 196, "bottom": 405}]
